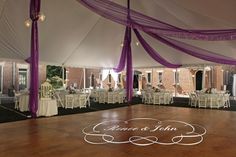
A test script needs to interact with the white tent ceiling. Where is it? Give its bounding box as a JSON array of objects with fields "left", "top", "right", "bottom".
[{"left": 0, "top": 0, "right": 236, "bottom": 68}]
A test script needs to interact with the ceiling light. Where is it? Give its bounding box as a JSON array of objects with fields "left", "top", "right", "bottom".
[
  {"left": 24, "top": 19, "right": 31, "bottom": 27},
  {"left": 39, "top": 13, "right": 46, "bottom": 22},
  {"left": 25, "top": 13, "right": 45, "bottom": 28}
]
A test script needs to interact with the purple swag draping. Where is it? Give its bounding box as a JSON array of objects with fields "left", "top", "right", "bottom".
[
  {"left": 133, "top": 29, "right": 182, "bottom": 68},
  {"left": 113, "top": 27, "right": 129, "bottom": 73},
  {"left": 146, "top": 32, "right": 236, "bottom": 65},
  {"left": 29, "top": 0, "right": 40, "bottom": 118},
  {"left": 79, "top": 0, "right": 236, "bottom": 41},
  {"left": 78, "top": 0, "right": 236, "bottom": 101},
  {"left": 114, "top": 0, "right": 133, "bottom": 102},
  {"left": 79, "top": 0, "right": 236, "bottom": 65},
  {"left": 126, "top": 0, "right": 133, "bottom": 102}
]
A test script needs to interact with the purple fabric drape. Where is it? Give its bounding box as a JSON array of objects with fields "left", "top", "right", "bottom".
[
  {"left": 79, "top": 0, "right": 236, "bottom": 102},
  {"left": 134, "top": 29, "right": 181, "bottom": 68},
  {"left": 113, "top": 0, "right": 133, "bottom": 102},
  {"left": 113, "top": 26, "right": 133, "bottom": 102},
  {"left": 79, "top": 0, "right": 236, "bottom": 66},
  {"left": 113, "top": 27, "right": 128, "bottom": 73},
  {"left": 126, "top": 28, "right": 133, "bottom": 102},
  {"left": 146, "top": 32, "right": 236, "bottom": 65},
  {"left": 79, "top": 0, "right": 236, "bottom": 41},
  {"left": 29, "top": 0, "right": 40, "bottom": 118},
  {"left": 126, "top": 0, "right": 133, "bottom": 102}
]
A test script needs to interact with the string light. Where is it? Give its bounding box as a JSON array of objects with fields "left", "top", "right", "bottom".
[
  {"left": 39, "top": 13, "right": 46, "bottom": 22},
  {"left": 24, "top": 19, "right": 31, "bottom": 27},
  {"left": 205, "top": 66, "right": 211, "bottom": 71},
  {"left": 24, "top": 13, "right": 46, "bottom": 28}
]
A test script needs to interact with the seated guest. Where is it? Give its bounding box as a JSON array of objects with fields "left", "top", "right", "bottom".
[
  {"left": 211, "top": 88, "right": 217, "bottom": 94},
  {"left": 145, "top": 84, "right": 152, "bottom": 89},
  {"left": 96, "top": 83, "right": 101, "bottom": 89},
  {"left": 73, "top": 83, "right": 77, "bottom": 89},
  {"left": 205, "top": 88, "right": 212, "bottom": 94},
  {"left": 67, "top": 84, "right": 76, "bottom": 94},
  {"left": 117, "top": 83, "right": 122, "bottom": 89},
  {"left": 108, "top": 87, "right": 113, "bottom": 92},
  {"left": 155, "top": 87, "right": 161, "bottom": 92}
]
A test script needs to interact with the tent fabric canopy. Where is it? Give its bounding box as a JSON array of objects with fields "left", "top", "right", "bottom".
[{"left": 0, "top": 0, "right": 236, "bottom": 68}]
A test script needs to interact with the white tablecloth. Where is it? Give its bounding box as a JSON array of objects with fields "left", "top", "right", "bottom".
[
  {"left": 18, "top": 94, "right": 29, "bottom": 112},
  {"left": 37, "top": 98, "right": 58, "bottom": 117},
  {"left": 17, "top": 95, "right": 58, "bottom": 116}
]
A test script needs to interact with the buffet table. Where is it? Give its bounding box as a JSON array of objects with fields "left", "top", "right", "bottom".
[
  {"left": 17, "top": 94, "right": 58, "bottom": 116},
  {"left": 37, "top": 98, "right": 58, "bottom": 117}
]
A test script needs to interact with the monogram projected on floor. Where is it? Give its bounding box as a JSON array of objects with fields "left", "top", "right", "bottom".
[{"left": 82, "top": 118, "right": 206, "bottom": 146}]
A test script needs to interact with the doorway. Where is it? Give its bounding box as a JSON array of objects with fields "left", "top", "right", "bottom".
[
  {"left": 133, "top": 71, "right": 141, "bottom": 89},
  {"left": 195, "top": 71, "right": 203, "bottom": 90}
]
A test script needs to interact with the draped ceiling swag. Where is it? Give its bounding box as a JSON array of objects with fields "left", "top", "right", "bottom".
[{"left": 0, "top": 0, "right": 236, "bottom": 68}]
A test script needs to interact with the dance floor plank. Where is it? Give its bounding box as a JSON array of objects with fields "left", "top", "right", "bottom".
[{"left": 0, "top": 104, "right": 236, "bottom": 157}]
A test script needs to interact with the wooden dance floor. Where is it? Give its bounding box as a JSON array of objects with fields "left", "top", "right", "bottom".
[{"left": 0, "top": 104, "right": 236, "bottom": 157}]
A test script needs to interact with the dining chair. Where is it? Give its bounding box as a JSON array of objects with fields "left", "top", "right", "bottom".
[{"left": 65, "top": 94, "right": 74, "bottom": 109}]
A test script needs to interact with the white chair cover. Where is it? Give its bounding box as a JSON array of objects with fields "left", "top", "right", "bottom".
[{"left": 41, "top": 81, "right": 53, "bottom": 98}]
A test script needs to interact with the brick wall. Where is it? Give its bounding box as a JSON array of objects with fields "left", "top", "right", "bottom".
[
  {"left": 213, "top": 66, "right": 223, "bottom": 90},
  {"left": 179, "top": 68, "right": 195, "bottom": 94},
  {"left": 136, "top": 67, "right": 223, "bottom": 95},
  {"left": 0, "top": 58, "right": 229, "bottom": 95},
  {"left": 0, "top": 60, "right": 46, "bottom": 94},
  {"left": 60, "top": 67, "right": 120, "bottom": 90},
  {"left": 2, "top": 62, "right": 13, "bottom": 94},
  {"left": 39, "top": 64, "right": 47, "bottom": 85},
  {"left": 65, "top": 67, "right": 102, "bottom": 89},
  {"left": 137, "top": 68, "right": 178, "bottom": 93},
  {"left": 66, "top": 67, "right": 84, "bottom": 89},
  {"left": 85, "top": 68, "right": 101, "bottom": 88}
]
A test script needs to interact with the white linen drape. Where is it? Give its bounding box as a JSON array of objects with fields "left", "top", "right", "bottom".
[
  {"left": 102, "top": 69, "right": 110, "bottom": 81},
  {"left": 101, "top": 69, "right": 110, "bottom": 88},
  {"left": 101, "top": 69, "right": 119, "bottom": 88},
  {"left": 110, "top": 70, "right": 118, "bottom": 89}
]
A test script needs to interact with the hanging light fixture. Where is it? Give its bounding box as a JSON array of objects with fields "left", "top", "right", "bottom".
[
  {"left": 135, "top": 41, "right": 139, "bottom": 46},
  {"left": 38, "top": 12, "right": 46, "bottom": 22},
  {"left": 24, "top": 19, "right": 31, "bottom": 27},
  {"left": 25, "top": 12, "right": 46, "bottom": 28},
  {"left": 120, "top": 42, "right": 124, "bottom": 47}
]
